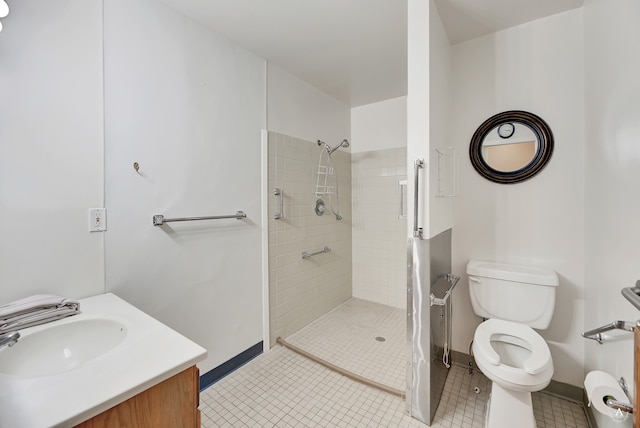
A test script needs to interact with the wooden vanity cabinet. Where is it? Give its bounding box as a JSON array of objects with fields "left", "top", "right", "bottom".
[{"left": 75, "top": 366, "right": 200, "bottom": 428}]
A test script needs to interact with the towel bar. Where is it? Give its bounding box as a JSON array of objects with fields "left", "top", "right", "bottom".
[
  {"left": 430, "top": 274, "right": 460, "bottom": 307},
  {"left": 582, "top": 320, "right": 636, "bottom": 344},
  {"left": 153, "top": 211, "right": 246, "bottom": 226},
  {"left": 622, "top": 284, "right": 640, "bottom": 311}
]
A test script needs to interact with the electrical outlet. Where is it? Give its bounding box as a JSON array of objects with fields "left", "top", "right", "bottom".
[{"left": 89, "top": 208, "right": 107, "bottom": 232}]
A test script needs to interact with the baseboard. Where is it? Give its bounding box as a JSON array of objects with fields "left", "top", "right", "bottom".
[{"left": 199, "top": 341, "right": 263, "bottom": 391}]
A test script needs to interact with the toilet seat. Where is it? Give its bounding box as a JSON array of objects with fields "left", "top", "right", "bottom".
[{"left": 475, "top": 319, "right": 551, "bottom": 375}]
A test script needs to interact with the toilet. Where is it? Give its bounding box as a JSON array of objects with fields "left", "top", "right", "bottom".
[{"left": 467, "top": 260, "right": 559, "bottom": 428}]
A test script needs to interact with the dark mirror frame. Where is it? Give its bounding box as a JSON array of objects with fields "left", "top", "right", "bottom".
[{"left": 469, "top": 110, "right": 554, "bottom": 184}]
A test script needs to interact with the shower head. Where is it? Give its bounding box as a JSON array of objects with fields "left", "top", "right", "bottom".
[{"left": 326, "top": 139, "right": 350, "bottom": 155}]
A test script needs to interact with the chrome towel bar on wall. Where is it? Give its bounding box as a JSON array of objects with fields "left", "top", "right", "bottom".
[
  {"left": 429, "top": 274, "right": 460, "bottom": 307},
  {"left": 582, "top": 284, "right": 640, "bottom": 344},
  {"left": 622, "top": 284, "right": 640, "bottom": 310},
  {"left": 581, "top": 320, "right": 636, "bottom": 344},
  {"left": 152, "top": 211, "right": 246, "bottom": 226}
]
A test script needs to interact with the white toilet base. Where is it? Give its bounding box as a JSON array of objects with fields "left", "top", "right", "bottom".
[{"left": 485, "top": 382, "right": 536, "bottom": 428}]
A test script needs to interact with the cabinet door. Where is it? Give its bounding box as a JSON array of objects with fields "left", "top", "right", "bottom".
[{"left": 76, "top": 366, "right": 200, "bottom": 428}]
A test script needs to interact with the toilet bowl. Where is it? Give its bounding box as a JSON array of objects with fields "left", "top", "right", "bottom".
[
  {"left": 473, "top": 319, "right": 553, "bottom": 389},
  {"left": 473, "top": 319, "right": 554, "bottom": 427},
  {"left": 467, "top": 260, "right": 558, "bottom": 428}
]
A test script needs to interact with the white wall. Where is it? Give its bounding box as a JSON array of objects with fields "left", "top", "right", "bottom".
[
  {"left": 451, "top": 10, "right": 586, "bottom": 387},
  {"left": 428, "top": 1, "right": 454, "bottom": 238},
  {"left": 407, "top": 0, "right": 454, "bottom": 241},
  {"left": 103, "top": 0, "right": 266, "bottom": 374},
  {"left": 350, "top": 97, "right": 406, "bottom": 153},
  {"left": 0, "top": 0, "right": 105, "bottom": 303},
  {"left": 0, "top": 0, "right": 352, "bottom": 378},
  {"left": 267, "top": 63, "right": 350, "bottom": 145},
  {"left": 584, "top": 1, "right": 640, "bottom": 425},
  {"left": 407, "top": 0, "right": 430, "bottom": 240}
]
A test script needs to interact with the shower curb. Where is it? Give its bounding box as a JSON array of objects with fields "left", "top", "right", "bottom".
[{"left": 276, "top": 337, "right": 406, "bottom": 399}]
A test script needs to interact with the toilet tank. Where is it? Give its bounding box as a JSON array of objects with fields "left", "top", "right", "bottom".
[{"left": 467, "top": 260, "right": 559, "bottom": 329}]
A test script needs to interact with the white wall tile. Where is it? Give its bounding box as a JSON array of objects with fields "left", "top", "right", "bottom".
[
  {"left": 268, "top": 132, "right": 352, "bottom": 345},
  {"left": 351, "top": 148, "right": 408, "bottom": 309}
]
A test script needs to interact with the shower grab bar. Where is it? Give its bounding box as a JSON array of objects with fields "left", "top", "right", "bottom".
[
  {"left": 581, "top": 320, "right": 636, "bottom": 344},
  {"left": 301, "top": 246, "right": 331, "bottom": 259},
  {"left": 430, "top": 274, "right": 460, "bottom": 306},
  {"left": 413, "top": 159, "right": 424, "bottom": 238},
  {"left": 622, "top": 284, "right": 640, "bottom": 311},
  {"left": 274, "top": 188, "right": 284, "bottom": 220},
  {"left": 153, "top": 211, "right": 246, "bottom": 226}
]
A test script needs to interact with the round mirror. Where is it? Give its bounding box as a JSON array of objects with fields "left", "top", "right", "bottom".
[{"left": 469, "top": 110, "right": 553, "bottom": 184}]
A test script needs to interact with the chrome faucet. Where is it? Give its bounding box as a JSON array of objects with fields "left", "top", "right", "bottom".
[{"left": 0, "top": 331, "right": 20, "bottom": 349}]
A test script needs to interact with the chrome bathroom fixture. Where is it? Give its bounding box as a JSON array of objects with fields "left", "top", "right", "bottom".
[
  {"left": 582, "top": 285, "right": 640, "bottom": 344},
  {"left": 301, "top": 246, "right": 331, "bottom": 259},
  {"left": 582, "top": 320, "right": 635, "bottom": 344},
  {"left": 153, "top": 211, "right": 246, "bottom": 226},
  {"left": 622, "top": 283, "right": 640, "bottom": 310},
  {"left": 315, "top": 198, "right": 325, "bottom": 216},
  {"left": 315, "top": 139, "right": 349, "bottom": 221},
  {"left": 274, "top": 188, "right": 284, "bottom": 220},
  {"left": 413, "top": 159, "right": 424, "bottom": 238},
  {"left": 317, "top": 138, "right": 350, "bottom": 155},
  {"left": 0, "top": 331, "right": 20, "bottom": 349}
]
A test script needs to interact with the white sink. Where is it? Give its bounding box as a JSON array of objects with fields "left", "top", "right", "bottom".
[
  {"left": 0, "top": 293, "right": 206, "bottom": 428},
  {"left": 0, "top": 318, "right": 127, "bottom": 377}
]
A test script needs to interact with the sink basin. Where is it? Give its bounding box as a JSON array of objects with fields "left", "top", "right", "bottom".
[{"left": 0, "top": 318, "right": 127, "bottom": 377}]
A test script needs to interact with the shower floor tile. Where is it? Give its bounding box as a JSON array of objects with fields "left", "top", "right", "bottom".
[
  {"left": 200, "top": 298, "right": 589, "bottom": 428},
  {"left": 284, "top": 298, "right": 406, "bottom": 391}
]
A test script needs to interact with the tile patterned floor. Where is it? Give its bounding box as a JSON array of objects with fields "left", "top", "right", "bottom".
[
  {"left": 284, "top": 298, "right": 406, "bottom": 391},
  {"left": 200, "top": 298, "right": 589, "bottom": 427}
]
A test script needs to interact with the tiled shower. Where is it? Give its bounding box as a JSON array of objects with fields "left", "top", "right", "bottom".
[
  {"left": 267, "top": 132, "right": 352, "bottom": 345},
  {"left": 351, "top": 148, "right": 407, "bottom": 309},
  {"left": 267, "top": 131, "right": 407, "bottom": 344}
]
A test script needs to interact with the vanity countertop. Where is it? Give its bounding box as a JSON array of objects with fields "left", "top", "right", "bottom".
[{"left": 0, "top": 293, "right": 207, "bottom": 428}]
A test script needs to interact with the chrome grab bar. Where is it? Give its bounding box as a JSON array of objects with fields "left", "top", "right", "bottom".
[
  {"left": 274, "top": 188, "right": 284, "bottom": 220},
  {"left": 153, "top": 211, "right": 246, "bottom": 226},
  {"left": 301, "top": 246, "right": 331, "bottom": 259},
  {"left": 0, "top": 331, "right": 20, "bottom": 349},
  {"left": 430, "top": 274, "right": 460, "bottom": 306},
  {"left": 622, "top": 284, "right": 640, "bottom": 311},
  {"left": 582, "top": 284, "right": 640, "bottom": 344},
  {"left": 413, "top": 159, "right": 424, "bottom": 238},
  {"left": 581, "top": 320, "right": 635, "bottom": 344}
]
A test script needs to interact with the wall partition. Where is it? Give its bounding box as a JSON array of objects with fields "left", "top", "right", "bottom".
[{"left": 407, "top": 228, "right": 453, "bottom": 424}]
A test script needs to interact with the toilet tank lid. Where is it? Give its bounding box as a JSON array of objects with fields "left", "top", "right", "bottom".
[{"left": 467, "top": 260, "right": 559, "bottom": 286}]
